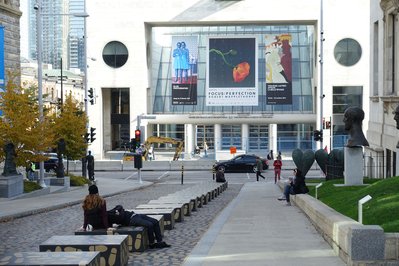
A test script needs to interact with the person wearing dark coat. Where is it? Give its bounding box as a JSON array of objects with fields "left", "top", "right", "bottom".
[{"left": 278, "top": 168, "right": 309, "bottom": 206}]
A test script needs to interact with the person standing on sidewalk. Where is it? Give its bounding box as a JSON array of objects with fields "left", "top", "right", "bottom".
[
  {"left": 256, "top": 157, "right": 266, "bottom": 181},
  {"left": 273, "top": 156, "right": 282, "bottom": 184},
  {"left": 86, "top": 151, "right": 95, "bottom": 181}
]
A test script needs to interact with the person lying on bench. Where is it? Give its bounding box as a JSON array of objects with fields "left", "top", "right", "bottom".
[
  {"left": 108, "top": 205, "right": 171, "bottom": 249},
  {"left": 82, "top": 184, "right": 109, "bottom": 230}
]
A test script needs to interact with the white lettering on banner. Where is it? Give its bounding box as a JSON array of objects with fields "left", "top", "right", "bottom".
[{"left": 206, "top": 87, "right": 258, "bottom": 106}]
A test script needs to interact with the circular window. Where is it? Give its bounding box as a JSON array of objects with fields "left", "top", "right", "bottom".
[
  {"left": 334, "top": 38, "right": 362, "bottom": 66},
  {"left": 102, "top": 41, "right": 129, "bottom": 68}
]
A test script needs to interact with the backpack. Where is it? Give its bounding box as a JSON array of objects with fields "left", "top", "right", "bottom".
[{"left": 107, "top": 205, "right": 133, "bottom": 226}]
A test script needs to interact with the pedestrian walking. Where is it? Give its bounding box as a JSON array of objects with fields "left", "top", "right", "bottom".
[
  {"left": 273, "top": 156, "right": 282, "bottom": 183},
  {"left": 256, "top": 157, "right": 266, "bottom": 181}
]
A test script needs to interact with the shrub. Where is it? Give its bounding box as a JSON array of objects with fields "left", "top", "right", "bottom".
[
  {"left": 69, "top": 173, "right": 90, "bottom": 186},
  {"left": 24, "top": 180, "right": 42, "bottom": 193}
]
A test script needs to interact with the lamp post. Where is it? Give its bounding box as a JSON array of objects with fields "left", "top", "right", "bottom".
[
  {"left": 35, "top": 0, "right": 89, "bottom": 185},
  {"left": 35, "top": 0, "right": 45, "bottom": 187}
]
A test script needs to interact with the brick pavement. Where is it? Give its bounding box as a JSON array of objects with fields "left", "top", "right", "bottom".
[{"left": 0, "top": 182, "right": 241, "bottom": 266}]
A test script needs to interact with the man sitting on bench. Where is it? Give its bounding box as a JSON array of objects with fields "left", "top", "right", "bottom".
[{"left": 108, "top": 205, "right": 171, "bottom": 249}]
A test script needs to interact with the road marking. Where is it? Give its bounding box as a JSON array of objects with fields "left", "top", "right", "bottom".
[
  {"left": 124, "top": 172, "right": 138, "bottom": 180},
  {"left": 247, "top": 173, "right": 250, "bottom": 179},
  {"left": 158, "top": 171, "right": 170, "bottom": 180}
]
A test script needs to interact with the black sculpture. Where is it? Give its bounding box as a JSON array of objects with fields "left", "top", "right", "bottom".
[
  {"left": 343, "top": 106, "right": 369, "bottom": 147},
  {"left": 2, "top": 142, "right": 18, "bottom": 176}
]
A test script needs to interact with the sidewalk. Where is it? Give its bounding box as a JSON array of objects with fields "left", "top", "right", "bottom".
[
  {"left": 0, "top": 177, "right": 152, "bottom": 221},
  {"left": 184, "top": 182, "right": 345, "bottom": 266}
]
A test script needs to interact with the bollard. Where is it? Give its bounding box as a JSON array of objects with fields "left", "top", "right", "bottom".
[
  {"left": 212, "top": 167, "right": 215, "bottom": 180},
  {"left": 181, "top": 165, "right": 184, "bottom": 185}
]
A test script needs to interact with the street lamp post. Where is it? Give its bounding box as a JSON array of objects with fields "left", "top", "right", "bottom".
[
  {"left": 35, "top": 0, "right": 45, "bottom": 187},
  {"left": 82, "top": 0, "right": 89, "bottom": 178}
]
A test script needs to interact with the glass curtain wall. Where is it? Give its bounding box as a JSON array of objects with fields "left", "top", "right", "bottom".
[
  {"left": 151, "top": 25, "right": 315, "bottom": 114},
  {"left": 196, "top": 125, "right": 214, "bottom": 149},
  {"left": 332, "top": 86, "right": 363, "bottom": 148},
  {"left": 111, "top": 88, "right": 130, "bottom": 150}
]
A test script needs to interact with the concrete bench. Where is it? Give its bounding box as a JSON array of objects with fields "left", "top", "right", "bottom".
[
  {"left": 75, "top": 226, "right": 148, "bottom": 253},
  {"left": 129, "top": 209, "right": 175, "bottom": 230},
  {"left": 0, "top": 251, "right": 100, "bottom": 265},
  {"left": 156, "top": 196, "right": 199, "bottom": 211},
  {"left": 39, "top": 235, "right": 129, "bottom": 266},
  {"left": 148, "top": 199, "right": 193, "bottom": 214},
  {"left": 135, "top": 204, "right": 185, "bottom": 221}
]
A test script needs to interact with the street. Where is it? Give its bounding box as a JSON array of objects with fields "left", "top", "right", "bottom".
[{"left": 0, "top": 169, "right": 259, "bottom": 265}]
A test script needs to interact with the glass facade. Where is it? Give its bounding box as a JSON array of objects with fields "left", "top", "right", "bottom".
[
  {"left": 332, "top": 86, "right": 363, "bottom": 148},
  {"left": 151, "top": 25, "right": 315, "bottom": 114}
]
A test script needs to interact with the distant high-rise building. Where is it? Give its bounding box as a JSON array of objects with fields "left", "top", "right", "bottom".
[
  {"left": 68, "top": 0, "right": 84, "bottom": 70},
  {"left": 28, "top": 0, "right": 72, "bottom": 70}
]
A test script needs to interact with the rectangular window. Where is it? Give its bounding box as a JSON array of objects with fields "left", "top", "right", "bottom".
[
  {"left": 221, "top": 125, "right": 242, "bottom": 150},
  {"left": 332, "top": 86, "right": 362, "bottom": 148},
  {"left": 373, "top": 21, "right": 379, "bottom": 96}
]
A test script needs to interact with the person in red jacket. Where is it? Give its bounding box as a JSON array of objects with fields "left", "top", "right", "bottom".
[{"left": 273, "top": 156, "right": 282, "bottom": 184}]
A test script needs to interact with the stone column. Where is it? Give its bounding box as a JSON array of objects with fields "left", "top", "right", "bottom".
[{"left": 344, "top": 147, "right": 364, "bottom": 185}]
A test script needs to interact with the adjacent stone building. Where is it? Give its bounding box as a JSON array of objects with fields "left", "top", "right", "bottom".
[
  {"left": 0, "top": 0, "right": 22, "bottom": 84},
  {"left": 367, "top": 0, "right": 399, "bottom": 178}
]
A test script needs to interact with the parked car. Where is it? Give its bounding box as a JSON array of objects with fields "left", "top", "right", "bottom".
[
  {"left": 212, "top": 154, "right": 269, "bottom": 173},
  {"left": 34, "top": 153, "right": 58, "bottom": 173}
]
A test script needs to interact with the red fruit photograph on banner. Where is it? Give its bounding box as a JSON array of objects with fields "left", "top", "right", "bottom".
[{"left": 207, "top": 37, "right": 258, "bottom": 106}]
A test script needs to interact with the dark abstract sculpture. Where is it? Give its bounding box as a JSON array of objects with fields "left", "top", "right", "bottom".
[
  {"left": 315, "top": 148, "right": 344, "bottom": 180},
  {"left": 2, "top": 142, "right": 18, "bottom": 176},
  {"left": 343, "top": 106, "right": 369, "bottom": 147},
  {"left": 292, "top": 148, "right": 315, "bottom": 177}
]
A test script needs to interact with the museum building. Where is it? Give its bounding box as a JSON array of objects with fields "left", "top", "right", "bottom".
[{"left": 85, "top": 0, "right": 370, "bottom": 160}]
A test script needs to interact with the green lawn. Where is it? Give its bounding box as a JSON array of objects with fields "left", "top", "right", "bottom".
[{"left": 307, "top": 177, "right": 399, "bottom": 232}]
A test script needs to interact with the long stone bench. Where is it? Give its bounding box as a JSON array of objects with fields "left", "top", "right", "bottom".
[
  {"left": 135, "top": 203, "right": 185, "bottom": 221},
  {"left": 148, "top": 199, "right": 195, "bottom": 214},
  {"left": 0, "top": 251, "right": 100, "bottom": 265},
  {"left": 75, "top": 226, "right": 148, "bottom": 253},
  {"left": 129, "top": 209, "right": 175, "bottom": 230},
  {"left": 39, "top": 235, "right": 129, "bottom": 266},
  {"left": 277, "top": 181, "right": 390, "bottom": 265}
]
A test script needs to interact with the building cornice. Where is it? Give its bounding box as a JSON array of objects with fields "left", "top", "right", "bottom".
[
  {"left": 380, "top": 0, "right": 399, "bottom": 12},
  {"left": 0, "top": 3, "right": 22, "bottom": 17}
]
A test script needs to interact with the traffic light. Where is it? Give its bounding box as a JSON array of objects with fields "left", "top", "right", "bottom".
[
  {"left": 88, "top": 88, "right": 94, "bottom": 105},
  {"left": 84, "top": 133, "right": 90, "bottom": 143},
  {"left": 313, "top": 130, "right": 323, "bottom": 141},
  {"left": 90, "top": 127, "right": 96, "bottom": 143},
  {"left": 134, "top": 129, "right": 141, "bottom": 148}
]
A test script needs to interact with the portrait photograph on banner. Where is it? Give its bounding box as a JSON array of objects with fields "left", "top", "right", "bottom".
[
  {"left": 265, "top": 34, "right": 292, "bottom": 105},
  {"left": 206, "top": 36, "right": 258, "bottom": 106},
  {"left": 171, "top": 36, "right": 198, "bottom": 105}
]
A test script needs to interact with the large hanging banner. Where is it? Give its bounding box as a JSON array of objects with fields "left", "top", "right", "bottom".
[
  {"left": 206, "top": 37, "right": 257, "bottom": 106},
  {"left": 171, "top": 36, "right": 198, "bottom": 105},
  {"left": 265, "top": 34, "right": 292, "bottom": 105},
  {"left": 0, "top": 26, "right": 4, "bottom": 116}
]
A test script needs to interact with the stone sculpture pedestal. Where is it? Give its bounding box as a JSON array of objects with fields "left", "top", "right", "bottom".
[
  {"left": 344, "top": 147, "right": 363, "bottom": 186},
  {"left": 0, "top": 174, "right": 23, "bottom": 198}
]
